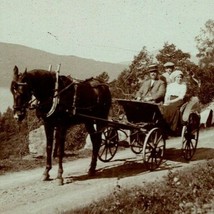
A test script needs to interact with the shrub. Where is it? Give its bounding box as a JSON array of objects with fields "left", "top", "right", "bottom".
[{"left": 69, "top": 159, "right": 214, "bottom": 214}]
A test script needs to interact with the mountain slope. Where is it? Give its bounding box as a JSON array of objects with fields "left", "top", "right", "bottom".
[{"left": 0, "top": 42, "right": 128, "bottom": 87}]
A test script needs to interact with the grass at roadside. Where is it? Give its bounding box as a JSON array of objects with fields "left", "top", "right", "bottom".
[{"left": 68, "top": 159, "right": 214, "bottom": 214}]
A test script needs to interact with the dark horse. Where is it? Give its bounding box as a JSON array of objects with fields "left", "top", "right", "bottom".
[{"left": 11, "top": 65, "right": 111, "bottom": 185}]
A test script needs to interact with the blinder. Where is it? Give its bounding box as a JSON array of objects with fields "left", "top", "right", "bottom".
[{"left": 11, "top": 80, "right": 33, "bottom": 121}]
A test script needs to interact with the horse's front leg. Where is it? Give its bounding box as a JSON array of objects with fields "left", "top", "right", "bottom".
[
  {"left": 55, "top": 126, "right": 67, "bottom": 185},
  {"left": 42, "top": 123, "right": 54, "bottom": 181}
]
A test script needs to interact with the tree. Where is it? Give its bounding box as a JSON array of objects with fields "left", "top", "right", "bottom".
[
  {"left": 156, "top": 43, "right": 203, "bottom": 100},
  {"left": 194, "top": 20, "right": 214, "bottom": 103},
  {"left": 195, "top": 19, "right": 214, "bottom": 67},
  {"left": 156, "top": 43, "right": 191, "bottom": 72},
  {"left": 197, "top": 65, "right": 214, "bottom": 104},
  {"left": 111, "top": 47, "right": 153, "bottom": 98}
]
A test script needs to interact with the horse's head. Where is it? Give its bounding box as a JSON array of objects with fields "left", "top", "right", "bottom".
[{"left": 10, "top": 66, "right": 32, "bottom": 121}]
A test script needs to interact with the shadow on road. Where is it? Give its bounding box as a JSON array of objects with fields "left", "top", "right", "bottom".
[
  {"left": 64, "top": 147, "right": 214, "bottom": 185},
  {"left": 165, "top": 147, "right": 214, "bottom": 163},
  {"left": 65, "top": 160, "right": 146, "bottom": 183},
  {"left": 65, "top": 159, "right": 172, "bottom": 184}
]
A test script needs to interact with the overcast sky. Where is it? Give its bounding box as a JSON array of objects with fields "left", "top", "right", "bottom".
[{"left": 1, "top": 0, "right": 214, "bottom": 63}]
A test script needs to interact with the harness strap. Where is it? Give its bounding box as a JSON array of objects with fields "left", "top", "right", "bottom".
[
  {"left": 46, "top": 64, "right": 60, "bottom": 117},
  {"left": 72, "top": 84, "right": 78, "bottom": 115}
]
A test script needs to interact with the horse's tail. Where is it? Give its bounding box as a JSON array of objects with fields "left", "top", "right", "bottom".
[{"left": 96, "top": 83, "right": 112, "bottom": 117}]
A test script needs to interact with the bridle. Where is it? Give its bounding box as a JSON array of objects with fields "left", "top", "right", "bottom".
[{"left": 12, "top": 82, "right": 33, "bottom": 110}]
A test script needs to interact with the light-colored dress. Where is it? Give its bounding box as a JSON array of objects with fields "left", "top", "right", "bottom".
[
  {"left": 164, "top": 82, "right": 187, "bottom": 103},
  {"left": 163, "top": 82, "right": 187, "bottom": 133}
]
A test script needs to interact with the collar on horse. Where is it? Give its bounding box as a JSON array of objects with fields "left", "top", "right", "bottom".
[{"left": 46, "top": 67, "right": 60, "bottom": 117}]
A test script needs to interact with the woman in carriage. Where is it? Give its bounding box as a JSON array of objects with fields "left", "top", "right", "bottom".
[{"left": 162, "top": 70, "right": 187, "bottom": 134}]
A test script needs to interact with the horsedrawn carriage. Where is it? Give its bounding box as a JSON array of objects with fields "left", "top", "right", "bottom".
[
  {"left": 11, "top": 65, "right": 201, "bottom": 184},
  {"left": 97, "top": 98, "right": 200, "bottom": 170}
]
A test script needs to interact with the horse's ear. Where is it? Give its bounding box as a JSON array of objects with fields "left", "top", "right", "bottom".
[
  {"left": 13, "top": 65, "right": 19, "bottom": 81},
  {"left": 24, "top": 67, "right": 27, "bottom": 74}
]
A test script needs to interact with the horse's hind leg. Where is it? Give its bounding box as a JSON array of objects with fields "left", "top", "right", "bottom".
[
  {"left": 55, "top": 126, "right": 67, "bottom": 185},
  {"left": 42, "top": 123, "right": 54, "bottom": 181},
  {"left": 86, "top": 123, "right": 102, "bottom": 176}
]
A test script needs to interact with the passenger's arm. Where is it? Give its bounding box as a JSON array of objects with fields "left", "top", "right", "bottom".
[
  {"left": 164, "top": 84, "right": 172, "bottom": 105},
  {"left": 135, "top": 85, "right": 144, "bottom": 100}
]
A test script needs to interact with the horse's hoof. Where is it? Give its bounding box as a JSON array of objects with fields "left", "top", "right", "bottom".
[
  {"left": 41, "top": 174, "right": 50, "bottom": 181},
  {"left": 57, "top": 178, "right": 64, "bottom": 186}
]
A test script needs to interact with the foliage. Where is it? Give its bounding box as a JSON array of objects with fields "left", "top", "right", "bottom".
[
  {"left": 110, "top": 43, "right": 202, "bottom": 103},
  {"left": 155, "top": 43, "right": 202, "bottom": 100},
  {"left": 0, "top": 108, "right": 41, "bottom": 159},
  {"left": 197, "top": 66, "right": 214, "bottom": 104},
  {"left": 69, "top": 159, "right": 214, "bottom": 214},
  {"left": 0, "top": 107, "right": 87, "bottom": 161},
  {"left": 110, "top": 47, "right": 153, "bottom": 99},
  {"left": 0, "top": 106, "right": 89, "bottom": 174},
  {"left": 195, "top": 19, "right": 214, "bottom": 103},
  {"left": 65, "top": 125, "right": 87, "bottom": 151},
  {"left": 108, "top": 41, "right": 214, "bottom": 105},
  {"left": 195, "top": 19, "right": 214, "bottom": 67},
  {"left": 156, "top": 43, "right": 191, "bottom": 72},
  {"left": 0, "top": 108, "right": 23, "bottom": 140},
  {"left": 156, "top": 43, "right": 194, "bottom": 73}
]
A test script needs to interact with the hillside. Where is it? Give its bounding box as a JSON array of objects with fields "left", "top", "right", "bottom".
[{"left": 0, "top": 42, "right": 128, "bottom": 87}]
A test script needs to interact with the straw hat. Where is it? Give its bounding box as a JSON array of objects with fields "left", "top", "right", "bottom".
[
  {"left": 164, "top": 62, "right": 175, "bottom": 68},
  {"left": 148, "top": 64, "right": 158, "bottom": 72}
]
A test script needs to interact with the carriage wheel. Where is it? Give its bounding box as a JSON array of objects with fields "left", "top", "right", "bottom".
[
  {"left": 142, "top": 127, "right": 165, "bottom": 170},
  {"left": 130, "top": 130, "right": 145, "bottom": 154},
  {"left": 182, "top": 113, "right": 200, "bottom": 161},
  {"left": 98, "top": 127, "right": 119, "bottom": 162}
]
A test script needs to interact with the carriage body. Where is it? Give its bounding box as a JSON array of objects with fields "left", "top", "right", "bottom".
[
  {"left": 117, "top": 99, "right": 162, "bottom": 124},
  {"left": 98, "top": 98, "right": 200, "bottom": 170}
]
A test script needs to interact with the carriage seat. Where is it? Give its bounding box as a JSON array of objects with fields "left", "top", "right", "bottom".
[{"left": 180, "top": 96, "right": 200, "bottom": 123}]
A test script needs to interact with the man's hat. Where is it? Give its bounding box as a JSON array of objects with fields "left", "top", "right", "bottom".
[
  {"left": 164, "top": 62, "right": 175, "bottom": 67},
  {"left": 148, "top": 64, "right": 158, "bottom": 72}
]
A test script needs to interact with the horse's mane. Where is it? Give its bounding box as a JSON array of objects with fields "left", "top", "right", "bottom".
[
  {"left": 82, "top": 77, "right": 108, "bottom": 88},
  {"left": 27, "top": 69, "right": 56, "bottom": 79},
  {"left": 25, "top": 70, "right": 108, "bottom": 91}
]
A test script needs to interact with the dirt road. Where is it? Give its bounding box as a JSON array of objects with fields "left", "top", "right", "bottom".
[{"left": 0, "top": 128, "right": 213, "bottom": 214}]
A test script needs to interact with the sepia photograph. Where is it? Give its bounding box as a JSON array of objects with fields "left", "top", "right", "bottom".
[{"left": 0, "top": 0, "right": 214, "bottom": 213}]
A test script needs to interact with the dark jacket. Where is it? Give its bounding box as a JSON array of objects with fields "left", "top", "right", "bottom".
[{"left": 136, "top": 79, "right": 166, "bottom": 103}]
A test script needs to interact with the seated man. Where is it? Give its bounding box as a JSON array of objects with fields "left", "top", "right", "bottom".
[
  {"left": 161, "top": 61, "right": 175, "bottom": 85},
  {"left": 135, "top": 64, "right": 166, "bottom": 103}
]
